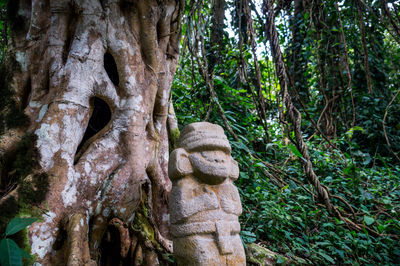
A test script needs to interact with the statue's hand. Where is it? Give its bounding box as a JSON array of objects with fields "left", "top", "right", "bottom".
[
  {"left": 220, "top": 192, "right": 242, "bottom": 215},
  {"left": 200, "top": 186, "right": 219, "bottom": 208},
  {"left": 187, "top": 185, "right": 219, "bottom": 213},
  {"left": 220, "top": 197, "right": 236, "bottom": 214}
]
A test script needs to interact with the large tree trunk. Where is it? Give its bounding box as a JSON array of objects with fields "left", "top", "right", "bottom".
[{"left": 0, "top": 0, "right": 183, "bottom": 264}]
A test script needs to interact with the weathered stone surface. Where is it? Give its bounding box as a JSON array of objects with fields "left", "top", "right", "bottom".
[{"left": 169, "top": 122, "right": 245, "bottom": 265}]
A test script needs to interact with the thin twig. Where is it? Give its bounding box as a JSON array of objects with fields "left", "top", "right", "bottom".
[{"left": 382, "top": 88, "right": 400, "bottom": 162}]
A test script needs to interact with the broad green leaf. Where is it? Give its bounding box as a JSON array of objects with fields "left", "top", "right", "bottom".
[
  {"left": 318, "top": 251, "right": 335, "bottom": 264},
  {"left": 0, "top": 238, "right": 22, "bottom": 266},
  {"left": 276, "top": 255, "right": 287, "bottom": 264},
  {"left": 240, "top": 231, "right": 256, "bottom": 243},
  {"left": 280, "top": 184, "right": 289, "bottom": 192},
  {"left": 6, "top": 217, "right": 38, "bottom": 236},
  {"left": 288, "top": 144, "right": 303, "bottom": 158},
  {"left": 364, "top": 216, "right": 375, "bottom": 226},
  {"left": 254, "top": 162, "right": 265, "bottom": 168}
]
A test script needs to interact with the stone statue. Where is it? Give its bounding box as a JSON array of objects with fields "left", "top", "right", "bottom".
[{"left": 169, "top": 122, "right": 246, "bottom": 265}]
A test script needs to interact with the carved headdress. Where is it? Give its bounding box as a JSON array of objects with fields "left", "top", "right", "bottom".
[{"left": 178, "top": 122, "right": 231, "bottom": 153}]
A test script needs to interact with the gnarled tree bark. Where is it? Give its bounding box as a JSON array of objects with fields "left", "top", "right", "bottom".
[{"left": 1, "top": 0, "right": 183, "bottom": 264}]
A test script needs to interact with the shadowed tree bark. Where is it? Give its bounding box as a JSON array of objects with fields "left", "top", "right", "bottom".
[
  {"left": 289, "top": 0, "right": 310, "bottom": 105},
  {"left": 0, "top": 0, "right": 183, "bottom": 264}
]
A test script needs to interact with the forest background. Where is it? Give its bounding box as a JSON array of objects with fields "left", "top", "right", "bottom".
[{"left": 0, "top": 0, "right": 400, "bottom": 265}]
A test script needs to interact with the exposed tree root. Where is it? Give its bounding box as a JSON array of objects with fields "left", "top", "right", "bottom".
[{"left": 67, "top": 212, "right": 93, "bottom": 266}]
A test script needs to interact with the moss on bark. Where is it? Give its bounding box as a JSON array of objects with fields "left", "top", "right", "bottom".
[{"left": 246, "top": 243, "right": 307, "bottom": 265}]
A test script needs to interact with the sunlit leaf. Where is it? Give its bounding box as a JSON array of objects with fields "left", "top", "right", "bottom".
[
  {"left": 288, "top": 144, "right": 303, "bottom": 158},
  {"left": 364, "top": 216, "right": 375, "bottom": 226}
]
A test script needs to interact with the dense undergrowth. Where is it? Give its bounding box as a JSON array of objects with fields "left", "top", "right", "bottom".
[
  {"left": 173, "top": 72, "right": 400, "bottom": 264},
  {"left": 235, "top": 139, "right": 400, "bottom": 264},
  {"left": 172, "top": 0, "right": 400, "bottom": 264},
  {"left": 173, "top": 69, "right": 400, "bottom": 264}
]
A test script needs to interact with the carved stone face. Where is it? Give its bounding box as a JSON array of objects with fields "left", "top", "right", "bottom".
[
  {"left": 189, "top": 150, "right": 235, "bottom": 185},
  {"left": 168, "top": 122, "right": 240, "bottom": 183}
]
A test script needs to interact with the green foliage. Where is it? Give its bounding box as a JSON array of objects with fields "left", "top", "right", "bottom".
[
  {"left": 288, "top": 144, "right": 303, "bottom": 158},
  {"left": 0, "top": 3, "right": 29, "bottom": 132},
  {"left": 5, "top": 218, "right": 37, "bottom": 236},
  {"left": 0, "top": 217, "right": 37, "bottom": 266},
  {"left": 173, "top": 0, "right": 400, "bottom": 264},
  {"left": 0, "top": 238, "right": 22, "bottom": 266},
  {"left": 235, "top": 136, "right": 400, "bottom": 264}
]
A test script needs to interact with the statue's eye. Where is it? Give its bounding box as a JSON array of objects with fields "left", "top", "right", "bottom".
[
  {"left": 200, "top": 151, "right": 226, "bottom": 163},
  {"left": 200, "top": 151, "right": 214, "bottom": 159}
]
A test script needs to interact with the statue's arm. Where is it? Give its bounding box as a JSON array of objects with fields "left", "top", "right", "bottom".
[
  {"left": 171, "top": 183, "right": 219, "bottom": 222},
  {"left": 220, "top": 183, "right": 242, "bottom": 215},
  {"left": 180, "top": 187, "right": 219, "bottom": 217}
]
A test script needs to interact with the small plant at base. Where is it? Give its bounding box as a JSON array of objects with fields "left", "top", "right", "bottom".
[{"left": 0, "top": 217, "right": 37, "bottom": 266}]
